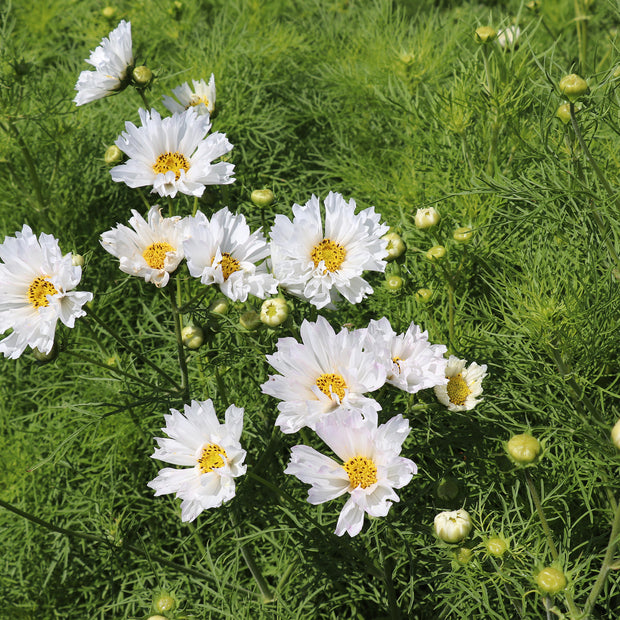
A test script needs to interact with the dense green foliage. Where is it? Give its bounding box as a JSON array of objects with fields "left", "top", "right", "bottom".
[{"left": 1, "top": 0, "right": 620, "bottom": 618}]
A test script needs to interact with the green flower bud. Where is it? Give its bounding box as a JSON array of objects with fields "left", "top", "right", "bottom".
[
  {"left": 455, "top": 547, "right": 474, "bottom": 564},
  {"left": 32, "top": 343, "right": 58, "bottom": 363},
  {"left": 250, "top": 189, "right": 275, "bottom": 208},
  {"left": 475, "top": 26, "right": 497, "bottom": 44},
  {"left": 209, "top": 297, "right": 229, "bottom": 315},
  {"left": 559, "top": 74, "right": 589, "bottom": 101},
  {"left": 556, "top": 103, "right": 572, "bottom": 124},
  {"left": 426, "top": 245, "right": 446, "bottom": 261},
  {"left": 415, "top": 288, "right": 433, "bottom": 303},
  {"left": 102, "top": 6, "right": 117, "bottom": 19},
  {"left": 382, "top": 232, "right": 406, "bottom": 260},
  {"left": 415, "top": 207, "right": 440, "bottom": 229},
  {"left": 453, "top": 226, "right": 473, "bottom": 243},
  {"left": 132, "top": 65, "right": 154, "bottom": 87},
  {"left": 436, "top": 476, "right": 460, "bottom": 501},
  {"left": 239, "top": 310, "right": 261, "bottom": 330},
  {"left": 181, "top": 325, "right": 204, "bottom": 349},
  {"left": 526, "top": 0, "right": 541, "bottom": 13},
  {"left": 260, "top": 297, "right": 288, "bottom": 327},
  {"left": 507, "top": 433, "right": 541, "bottom": 464},
  {"left": 535, "top": 566, "right": 567, "bottom": 595},
  {"left": 153, "top": 591, "right": 176, "bottom": 614},
  {"left": 104, "top": 145, "right": 123, "bottom": 165},
  {"left": 485, "top": 537, "right": 509, "bottom": 557},
  {"left": 434, "top": 509, "right": 472, "bottom": 544},
  {"left": 611, "top": 419, "right": 620, "bottom": 449},
  {"left": 384, "top": 274, "right": 404, "bottom": 291},
  {"left": 71, "top": 254, "right": 85, "bottom": 267}
]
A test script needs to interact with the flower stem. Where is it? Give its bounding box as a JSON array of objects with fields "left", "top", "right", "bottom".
[
  {"left": 138, "top": 88, "right": 151, "bottom": 109},
  {"left": 168, "top": 278, "right": 190, "bottom": 401},
  {"left": 375, "top": 532, "right": 401, "bottom": 620},
  {"left": 574, "top": 0, "right": 587, "bottom": 74}
]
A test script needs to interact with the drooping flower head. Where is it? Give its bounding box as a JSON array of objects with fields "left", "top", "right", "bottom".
[
  {"left": 362, "top": 317, "right": 448, "bottom": 394},
  {"left": 74, "top": 20, "right": 133, "bottom": 106},
  {"left": 261, "top": 316, "right": 386, "bottom": 434},
  {"left": 100, "top": 205, "right": 189, "bottom": 287},
  {"left": 163, "top": 75, "right": 216, "bottom": 116},
  {"left": 285, "top": 408, "right": 417, "bottom": 536},
  {"left": 270, "top": 192, "right": 389, "bottom": 309},
  {"left": 110, "top": 107, "right": 234, "bottom": 198},
  {"left": 147, "top": 399, "right": 247, "bottom": 522},
  {"left": 184, "top": 208, "right": 277, "bottom": 302},
  {"left": 0, "top": 226, "right": 93, "bottom": 359},
  {"left": 434, "top": 355, "right": 488, "bottom": 411}
]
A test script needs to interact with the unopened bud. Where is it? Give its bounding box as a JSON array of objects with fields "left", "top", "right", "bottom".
[
  {"left": 556, "top": 103, "right": 572, "bottom": 125},
  {"left": 132, "top": 65, "right": 154, "bottom": 87},
  {"left": 426, "top": 245, "right": 446, "bottom": 261},
  {"left": 181, "top": 325, "right": 204, "bottom": 349},
  {"left": 535, "top": 566, "right": 567, "bottom": 595},
  {"left": 384, "top": 274, "right": 404, "bottom": 291},
  {"left": 250, "top": 189, "right": 275, "bottom": 208},
  {"left": 526, "top": 0, "right": 541, "bottom": 13},
  {"left": 147, "top": 617, "right": 169, "bottom": 620},
  {"left": 104, "top": 144, "right": 123, "bottom": 165},
  {"left": 455, "top": 547, "right": 474, "bottom": 564},
  {"left": 434, "top": 509, "right": 472, "bottom": 544},
  {"left": 559, "top": 74, "right": 589, "bottom": 101},
  {"left": 453, "top": 226, "right": 473, "bottom": 243},
  {"left": 507, "top": 433, "right": 541, "bottom": 464},
  {"left": 32, "top": 343, "right": 58, "bottom": 363},
  {"left": 382, "top": 232, "right": 406, "bottom": 260},
  {"left": 475, "top": 26, "right": 497, "bottom": 44},
  {"left": 102, "top": 6, "right": 117, "bottom": 19},
  {"left": 153, "top": 591, "right": 176, "bottom": 614},
  {"left": 239, "top": 310, "right": 260, "bottom": 330},
  {"left": 415, "top": 288, "right": 433, "bottom": 303},
  {"left": 415, "top": 207, "right": 440, "bottom": 229},
  {"left": 611, "top": 419, "right": 620, "bottom": 449},
  {"left": 71, "top": 253, "right": 84, "bottom": 267},
  {"left": 485, "top": 537, "right": 509, "bottom": 557},
  {"left": 209, "top": 297, "right": 229, "bottom": 315},
  {"left": 260, "top": 298, "right": 288, "bottom": 327},
  {"left": 497, "top": 26, "right": 520, "bottom": 50}
]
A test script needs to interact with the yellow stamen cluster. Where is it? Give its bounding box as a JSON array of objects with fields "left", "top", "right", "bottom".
[
  {"left": 142, "top": 242, "right": 175, "bottom": 270},
  {"left": 311, "top": 238, "right": 346, "bottom": 272},
  {"left": 28, "top": 276, "right": 58, "bottom": 309},
  {"left": 197, "top": 443, "right": 228, "bottom": 473},
  {"left": 446, "top": 373, "right": 472, "bottom": 406},
  {"left": 215, "top": 253, "right": 241, "bottom": 280},
  {"left": 187, "top": 94, "right": 210, "bottom": 109},
  {"left": 344, "top": 456, "right": 378, "bottom": 489},
  {"left": 315, "top": 373, "right": 347, "bottom": 400},
  {"left": 153, "top": 151, "right": 190, "bottom": 180},
  {"left": 392, "top": 356, "right": 403, "bottom": 373}
]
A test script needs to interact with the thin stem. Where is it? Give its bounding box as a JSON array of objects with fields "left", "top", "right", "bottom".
[
  {"left": 375, "top": 533, "right": 401, "bottom": 620},
  {"left": 574, "top": 0, "right": 587, "bottom": 74},
  {"left": 583, "top": 496, "right": 620, "bottom": 616},
  {"left": 233, "top": 520, "right": 274, "bottom": 603},
  {"left": 169, "top": 279, "right": 190, "bottom": 401},
  {"left": 460, "top": 133, "right": 475, "bottom": 177},
  {"left": 138, "top": 88, "right": 151, "bottom": 109},
  {"left": 447, "top": 279, "right": 455, "bottom": 353}
]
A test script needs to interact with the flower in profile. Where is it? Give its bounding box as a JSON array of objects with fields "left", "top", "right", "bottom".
[
  {"left": 261, "top": 316, "right": 386, "bottom": 434},
  {"left": 184, "top": 208, "right": 277, "bottom": 302},
  {"left": 0, "top": 226, "right": 93, "bottom": 359},
  {"left": 434, "top": 356, "right": 487, "bottom": 411},
  {"left": 147, "top": 399, "right": 247, "bottom": 522},
  {"left": 270, "top": 192, "right": 389, "bottom": 309},
  {"left": 163, "top": 75, "right": 216, "bottom": 116},
  {"left": 110, "top": 107, "right": 234, "bottom": 198},
  {"left": 100, "top": 205, "right": 189, "bottom": 287},
  {"left": 362, "top": 317, "right": 448, "bottom": 394},
  {"left": 285, "top": 408, "right": 416, "bottom": 536},
  {"left": 74, "top": 20, "right": 133, "bottom": 106}
]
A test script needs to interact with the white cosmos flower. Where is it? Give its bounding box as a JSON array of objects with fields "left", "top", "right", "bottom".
[
  {"left": 184, "top": 208, "right": 277, "bottom": 302},
  {"left": 285, "top": 408, "right": 417, "bottom": 537},
  {"left": 163, "top": 75, "right": 216, "bottom": 116},
  {"left": 434, "top": 355, "right": 488, "bottom": 411},
  {"left": 270, "top": 192, "right": 389, "bottom": 309},
  {"left": 147, "top": 399, "right": 247, "bottom": 523},
  {"left": 0, "top": 226, "right": 93, "bottom": 359},
  {"left": 110, "top": 107, "right": 234, "bottom": 198},
  {"left": 362, "top": 317, "right": 448, "bottom": 394},
  {"left": 261, "top": 316, "right": 386, "bottom": 434},
  {"left": 100, "top": 205, "right": 189, "bottom": 287},
  {"left": 74, "top": 20, "right": 133, "bottom": 106}
]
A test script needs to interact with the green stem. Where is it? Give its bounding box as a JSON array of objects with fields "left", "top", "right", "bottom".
[
  {"left": 375, "top": 533, "right": 401, "bottom": 620},
  {"left": 583, "top": 497, "right": 620, "bottom": 616},
  {"left": 169, "top": 279, "right": 190, "bottom": 401},
  {"left": 138, "top": 88, "right": 151, "bottom": 109},
  {"left": 574, "top": 0, "right": 587, "bottom": 74}
]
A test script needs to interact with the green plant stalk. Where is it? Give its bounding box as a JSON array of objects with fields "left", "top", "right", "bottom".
[
  {"left": 86, "top": 306, "right": 182, "bottom": 392},
  {"left": 574, "top": 0, "right": 587, "bottom": 74},
  {"left": 583, "top": 496, "right": 620, "bottom": 616},
  {"left": 375, "top": 533, "right": 401, "bottom": 620},
  {"left": 524, "top": 471, "right": 582, "bottom": 618},
  {"left": 169, "top": 279, "right": 190, "bottom": 401},
  {"left": 137, "top": 88, "right": 151, "bottom": 109},
  {"left": 569, "top": 103, "right": 620, "bottom": 273}
]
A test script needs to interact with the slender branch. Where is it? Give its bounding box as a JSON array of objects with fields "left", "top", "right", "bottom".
[{"left": 168, "top": 279, "right": 190, "bottom": 401}]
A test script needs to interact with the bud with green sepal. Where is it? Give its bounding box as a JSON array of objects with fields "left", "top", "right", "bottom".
[
  {"left": 132, "top": 65, "right": 154, "bottom": 88},
  {"left": 484, "top": 536, "right": 509, "bottom": 558},
  {"left": 506, "top": 432, "right": 542, "bottom": 466},
  {"left": 181, "top": 325, "right": 204, "bottom": 349},
  {"left": 382, "top": 231, "right": 406, "bottom": 260},
  {"left": 260, "top": 297, "right": 288, "bottom": 327},
  {"left": 415, "top": 207, "right": 440, "bottom": 229},
  {"left": 104, "top": 145, "right": 123, "bottom": 165},
  {"left": 535, "top": 565, "right": 567, "bottom": 595},
  {"left": 426, "top": 245, "right": 446, "bottom": 261},
  {"left": 415, "top": 288, "right": 433, "bottom": 303},
  {"left": 152, "top": 590, "right": 176, "bottom": 614},
  {"left": 475, "top": 26, "right": 497, "bottom": 44},
  {"left": 559, "top": 74, "right": 589, "bottom": 102},
  {"left": 384, "top": 274, "right": 404, "bottom": 292},
  {"left": 453, "top": 226, "right": 473, "bottom": 244},
  {"left": 251, "top": 189, "right": 275, "bottom": 208},
  {"left": 209, "top": 297, "right": 229, "bottom": 315},
  {"left": 434, "top": 509, "right": 472, "bottom": 544}
]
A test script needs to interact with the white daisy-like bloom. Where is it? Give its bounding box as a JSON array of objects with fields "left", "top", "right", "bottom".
[
  {"left": 147, "top": 399, "right": 247, "bottom": 523},
  {"left": 261, "top": 316, "right": 386, "bottom": 434},
  {"left": 74, "top": 20, "right": 133, "bottom": 106},
  {"left": 285, "top": 408, "right": 417, "bottom": 537},
  {"left": 100, "top": 205, "right": 189, "bottom": 287},
  {"left": 270, "top": 192, "right": 389, "bottom": 309},
  {"left": 362, "top": 317, "right": 448, "bottom": 393},
  {"left": 184, "top": 208, "right": 277, "bottom": 302},
  {"left": 110, "top": 107, "right": 234, "bottom": 198},
  {"left": 0, "top": 226, "right": 93, "bottom": 359},
  {"left": 434, "top": 355, "right": 488, "bottom": 411},
  {"left": 163, "top": 75, "right": 216, "bottom": 116}
]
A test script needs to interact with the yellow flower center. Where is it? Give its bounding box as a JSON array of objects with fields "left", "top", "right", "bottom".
[
  {"left": 187, "top": 94, "right": 210, "bottom": 109},
  {"left": 153, "top": 151, "right": 190, "bottom": 181},
  {"left": 28, "top": 276, "right": 58, "bottom": 309},
  {"left": 213, "top": 252, "right": 241, "bottom": 280},
  {"left": 344, "top": 456, "right": 378, "bottom": 489},
  {"left": 392, "top": 356, "right": 403, "bottom": 373},
  {"left": 142, "top": 242, "right": 175, "bottom": 270},
  {"left": 197, "top": 443, "right": 228, "bottom": 473},
  {"left": 446, "top": 373, "right": 472, "bottom": 406},
  {"left": 315, "top": 373, "right": 347, "bottom": 400},
  {"left": 311, "top": 238, "right": 346, "bottom": 272}
]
